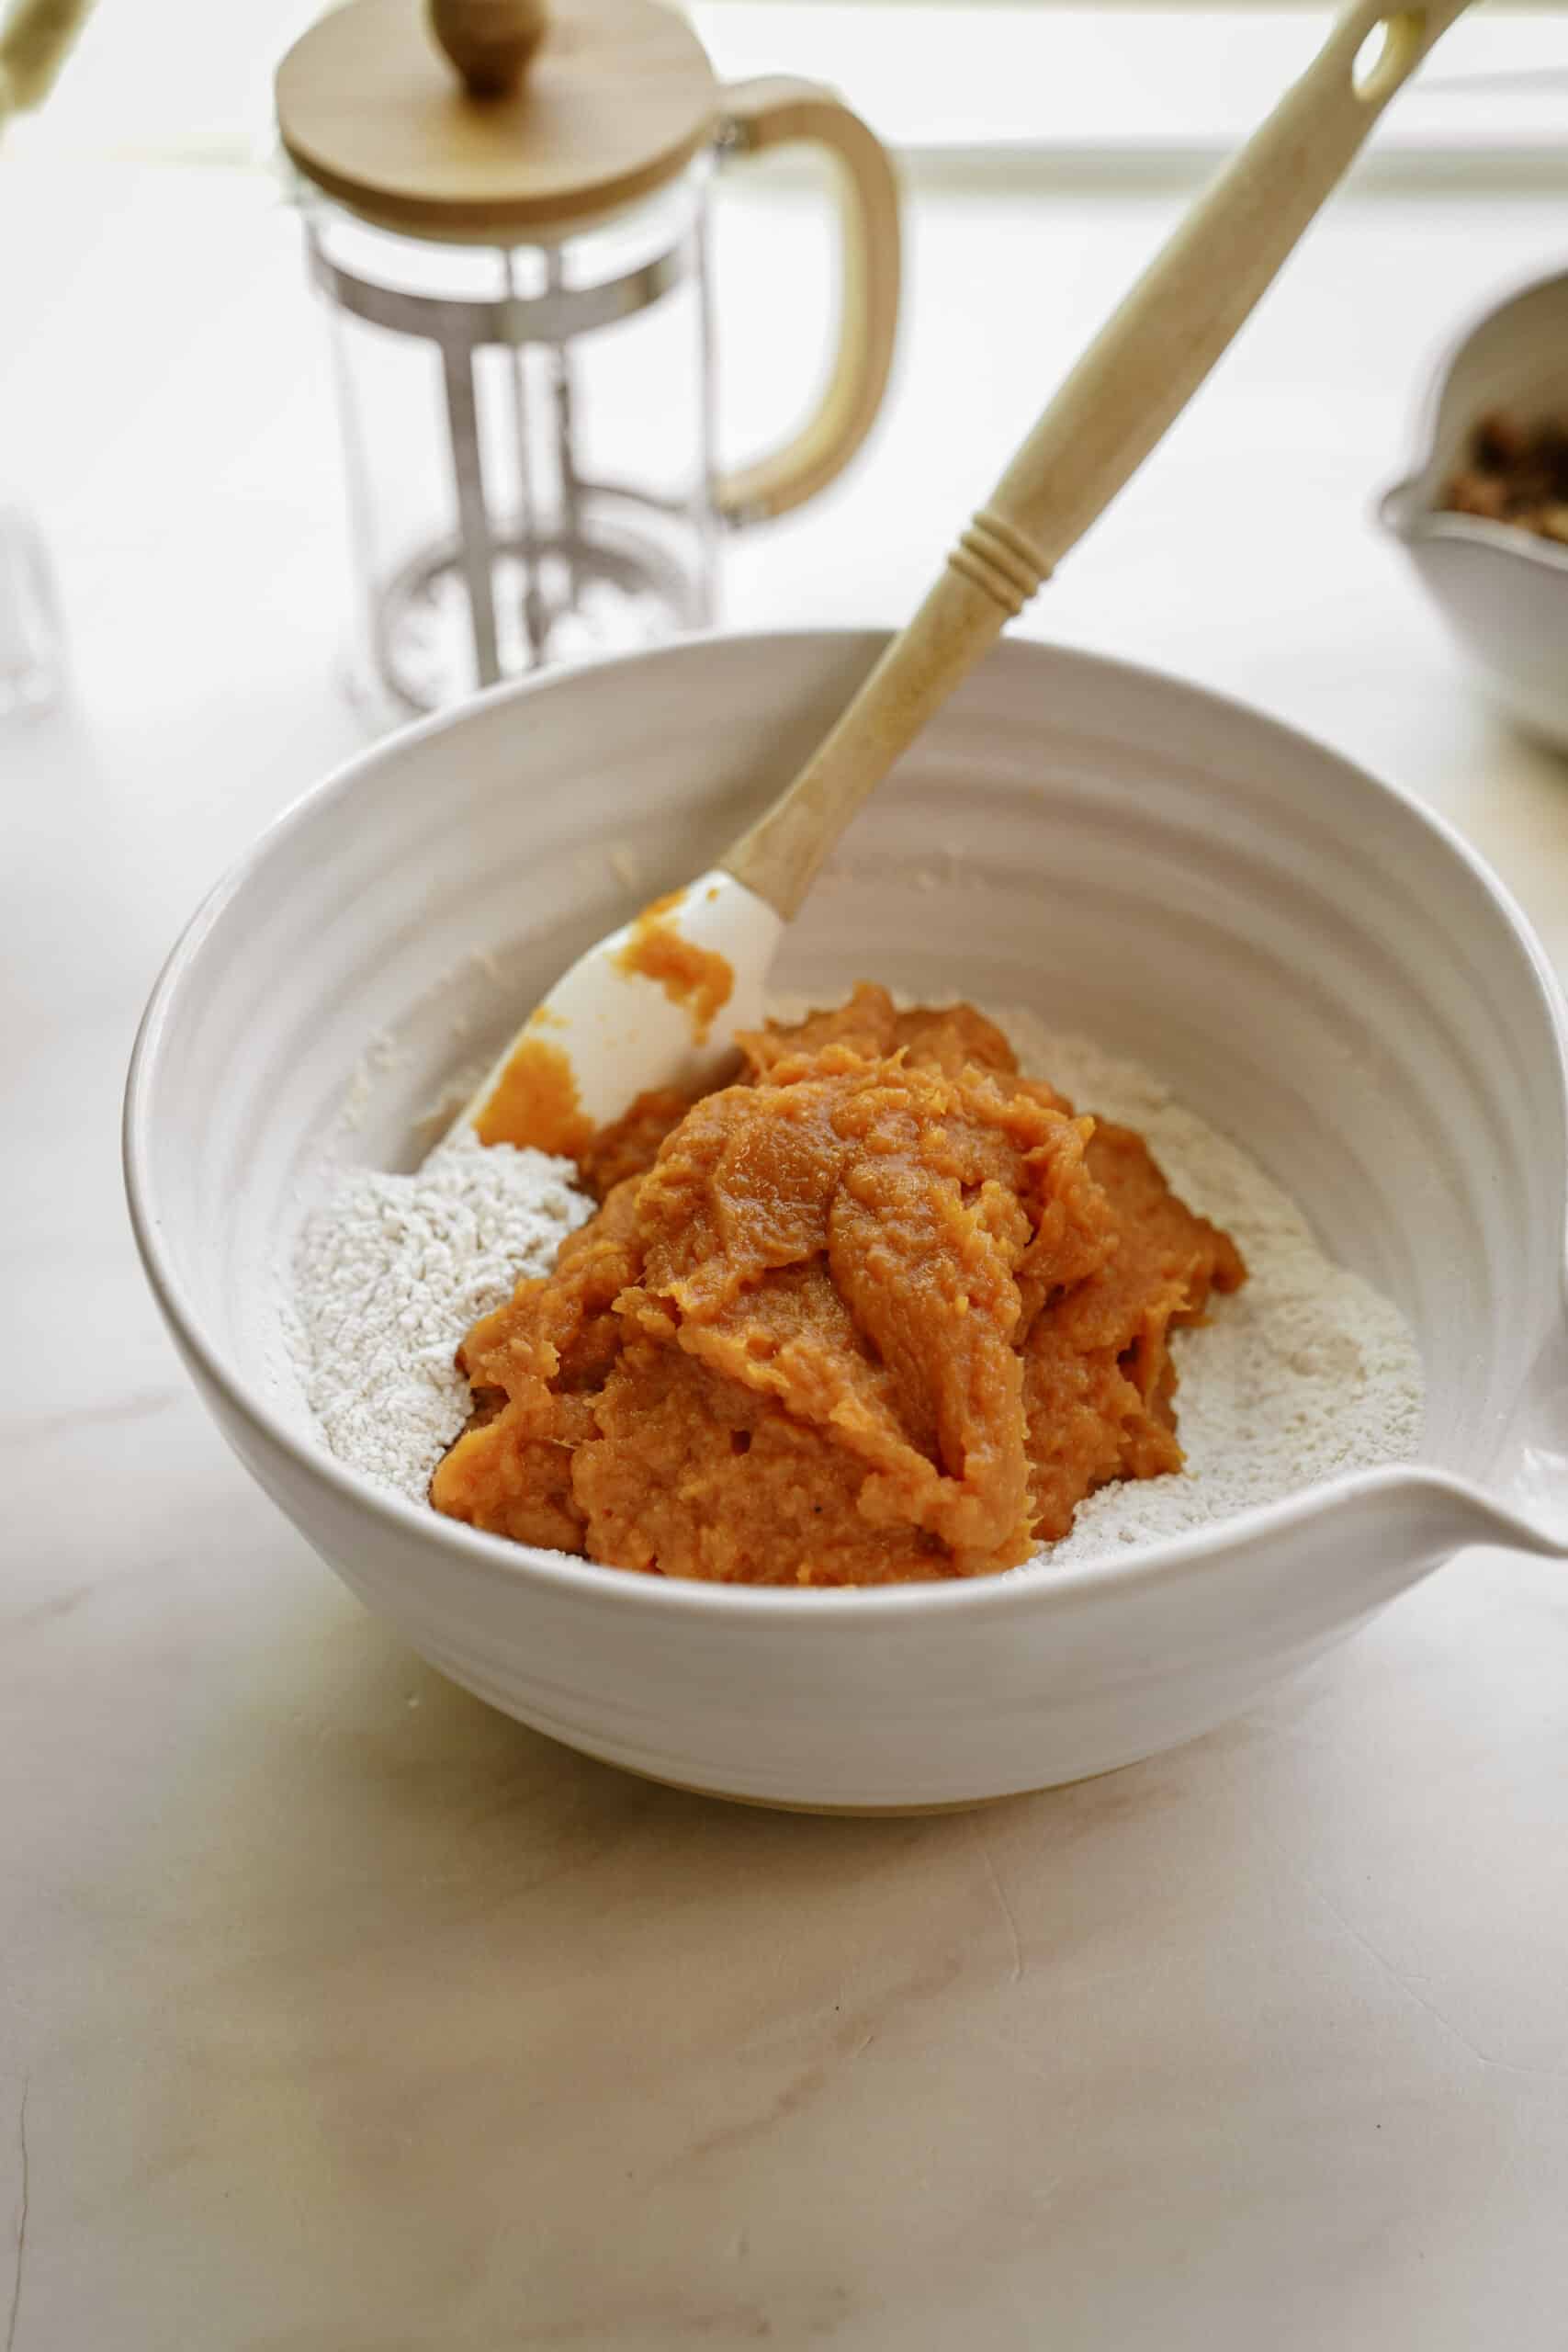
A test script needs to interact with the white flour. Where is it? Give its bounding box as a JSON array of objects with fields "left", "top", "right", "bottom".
[
  {"left": 289, "top": 1131, "right": 592, "bottom": 1503},
  {"left": 289, "top": 1007, "right": 1423, "bottom": 1556},
  {"left": 994, "top": 1010, "right": 1424, "bottom": 1568}
]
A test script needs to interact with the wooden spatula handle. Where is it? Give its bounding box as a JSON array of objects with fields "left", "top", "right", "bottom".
[{"left": 724, "top": 0, "right": 1472, "bottom": 920}]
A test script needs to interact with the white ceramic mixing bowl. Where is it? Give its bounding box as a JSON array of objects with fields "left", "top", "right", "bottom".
[{"left": 126, "top": 632, "right": 1568, "bottom": 1811}]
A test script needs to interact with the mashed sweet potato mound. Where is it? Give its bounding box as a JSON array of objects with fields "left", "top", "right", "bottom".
[{"left": 431, "top": 988, "right": 1246, "bottom": 1584}]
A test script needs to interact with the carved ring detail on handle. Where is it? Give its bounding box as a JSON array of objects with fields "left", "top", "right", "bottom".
[{"left": 948, "top": 509, "right": 1053, "bottom": 618}]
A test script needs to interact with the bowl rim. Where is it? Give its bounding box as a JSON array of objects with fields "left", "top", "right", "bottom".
[
  {"left": 123, "top": 627, "right": 1568, "bottom": 1623},
  {"left": 1375, "top": 262, "right": 1568, "bottom": 579}
]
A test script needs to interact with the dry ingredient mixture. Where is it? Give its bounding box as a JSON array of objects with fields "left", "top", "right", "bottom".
[
  {"left": 290, "top": 996, "right": 1424, "bottom": 1568},
  {"left": 290, "top": 1133, "right": 592, "bottom": 1503},
  {"left": 1004, "top": 1010, "right": 1423, "bottom": 1566},
  {"left": 1441, "top": 410, "right": 1568, "bottom": 547}
]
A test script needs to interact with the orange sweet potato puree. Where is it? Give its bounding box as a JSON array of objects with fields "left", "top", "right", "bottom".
[
  {"left": 472, "top": 1032, "right": 595, "bottom": 1159},
  {"left": 615, "top": 888, "right": 733, "bottom": 1044},
  {"left": 432, "top": 987, "right": 1246, "bottom": 1585}
]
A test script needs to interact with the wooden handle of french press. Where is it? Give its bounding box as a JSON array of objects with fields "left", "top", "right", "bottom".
[
  {"left": 429, "top": 0, "right": 547, "bottom": 96},
  {"left": 722, "top": 0, "right": 1474, "bottom": 921}
]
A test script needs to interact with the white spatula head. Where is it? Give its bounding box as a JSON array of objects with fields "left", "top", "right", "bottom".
[{"left": 452, "top": 869, "right": 785, "bottom": 1158}]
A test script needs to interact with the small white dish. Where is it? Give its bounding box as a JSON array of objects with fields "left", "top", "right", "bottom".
[
  {"left": 125, "top": 631, "right": 1568, "bottom": 1812},
  {"left": 1381, "top": 268, "right": 1568, "bottom": 752}
]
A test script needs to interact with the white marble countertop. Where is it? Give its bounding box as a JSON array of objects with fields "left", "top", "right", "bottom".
[{"left": 5, "top": 152, "right": 1568, "bottom": 2349}]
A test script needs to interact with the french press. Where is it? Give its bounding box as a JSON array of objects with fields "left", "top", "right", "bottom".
[{"left": 276, "top": 0, "right": 901, "bottom": 723}]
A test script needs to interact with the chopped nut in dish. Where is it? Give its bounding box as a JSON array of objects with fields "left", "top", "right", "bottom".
[{"left": 1441, "top": 410, "right": 1568, "bottom": 548}]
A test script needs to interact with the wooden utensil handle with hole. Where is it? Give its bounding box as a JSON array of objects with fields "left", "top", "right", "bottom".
[{"left": 723, "top": 0, "right": 1473, "bottom": 921}]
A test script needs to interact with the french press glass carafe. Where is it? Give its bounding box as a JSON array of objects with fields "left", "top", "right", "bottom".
[{"left": 276, "top": 0, "right": 901, "bottom": 724}]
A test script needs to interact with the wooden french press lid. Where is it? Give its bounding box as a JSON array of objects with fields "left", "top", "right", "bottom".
[{"left": 276, "top": 0, "right": 720, "bottom": 241}]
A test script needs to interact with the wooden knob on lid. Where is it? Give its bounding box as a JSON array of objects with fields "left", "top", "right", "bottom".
[
  {"left": 276, "top": 0, "right": 718, "bottom": 243},
  {"left": 429, "top": 0, "right": 547, "bottom": 98}
]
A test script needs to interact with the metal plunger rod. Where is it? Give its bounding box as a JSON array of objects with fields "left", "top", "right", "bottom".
[
  {"left": 505, "top": 249, "right": 549, "bottom": 667},
  {"left": 440, "top": 342, "right": 503, "bottom": 688}
]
